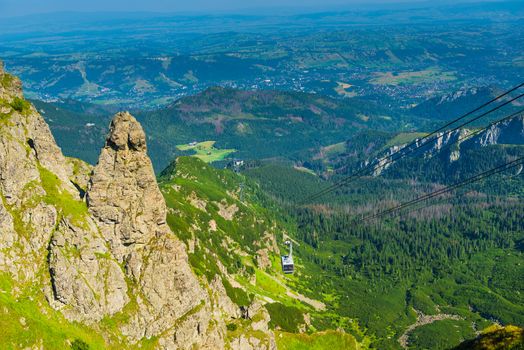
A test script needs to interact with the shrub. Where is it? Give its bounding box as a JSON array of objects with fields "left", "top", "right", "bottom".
[
  {"left": 226, "top": 323, "right": 238, "bottom": 332},
  {"left": 71, "top": 339, "right": 90, "bottom": 350},
  {"left": 10, "top": 97, "right": 30, "bottom": 113}
]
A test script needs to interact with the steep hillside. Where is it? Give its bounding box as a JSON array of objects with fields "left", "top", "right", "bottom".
[
  {"left": 158, "top": 156, "right": 365, "bottom": 348},
  {"left": 308, "top": 111, "right": 524, "bottom": 186},
  {"left": 0, "top": 63, "right": 229, "bottom": 348},
  {"left": 244, "top": 160, "right": 524, "bottom": 349},
  {"left": 367, "top": 114, "right": 524, "bottom": 184},
  {"left": 0, "top": 61, "right": 224, "bottom": 348}
]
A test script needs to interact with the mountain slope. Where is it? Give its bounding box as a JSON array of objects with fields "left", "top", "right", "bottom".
[
  {"left": 33, "top": 87, "right": 419, "bottom": 172},
  {"left": 311, "top": 110, "right": 524, "bottom": 185},
  {"left": 158, "top": 157, "right": 361, "bottom": 345},
  {"left": 140, "top": 86, "right": 417, "bottom": 170}
]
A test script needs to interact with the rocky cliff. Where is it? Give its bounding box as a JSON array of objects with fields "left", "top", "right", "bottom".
[
  {"left": 369, "top": 114, "right": 524, "bottom": 176},
  {"left": 0, "top": 63, "right": 280, "bottom": 349}
]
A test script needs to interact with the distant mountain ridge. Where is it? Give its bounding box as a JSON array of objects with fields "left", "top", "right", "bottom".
[
  {"left": 365, "top": 114, "right": 524, "bottom": 182},
  {"left": 412, "top": 86, "right": 502, "bottom": 121},
  {"left": 35, "top": 86, "right": 418, "bottom": 171}
]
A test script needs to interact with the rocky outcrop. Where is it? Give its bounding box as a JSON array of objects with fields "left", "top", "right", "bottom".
[
  {"left": 86, "top": 112, "right": 207, "bottom": 341},
  {"left": 0, "top": 63, "right": 129, "bottom": 320},
  {"left": 369, "top": 114, "right": 524, "bottom": 176},
  {"left": 0, "top": 67, "right": 70, "bottom": 283},
  {"left": 469, "top": 115, "right": 524, "bottom": 147},
  {"left": 86, "top": 112, "right": 166, "bottom": 262}
]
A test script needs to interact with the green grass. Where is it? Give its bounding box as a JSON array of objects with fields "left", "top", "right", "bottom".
[
  {"left": 176, "top": 140, "right": 236, "bottom": 163},
  {"left": 10, "top": 97, "right": 31, "bottom": 114},
  {"left": 255, "top": 269, "right": 287, "bottom": 296},
  {"left": 407, "top": 288, "right": 438, "bottom": 315},
  {"left": 266, "top": 303, "right": 304, "bottom": 332},
  {"left": 370, "top": 67, "right": 456, "bottom": 86},
  {"left": 384, "top": 132, "right": 428, "bottom": 148},
  {"left": 222, "top": 277, "right": 252, "bottom": 307},
  {"left": 1, "top": 73, "right": 16, "bottom": 90},
  {"left": 276, "top": 330, "right": 358, "bottom": 350},
  {"left": 38, "top": 166, "right": 89, "bottom": 227},
  {"left": 454, "top": 325, "right": 524, "bottom": 350},
  {"left": 321, "top": 142, "right": 347, "bottom": 156},
  {"left": 408, "top": 319, "right": 476, "bottom": 350},
  {"left": 0, "top": 273, "right": 107, "bottom": 350}
]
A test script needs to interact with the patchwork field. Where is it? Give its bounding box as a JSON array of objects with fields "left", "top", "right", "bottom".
[
  {"left": 334, "top": 82, "right": 357, "bottom": 98},
  {"left": 370, "top": 68, "right": 456, "bottom": 86}
]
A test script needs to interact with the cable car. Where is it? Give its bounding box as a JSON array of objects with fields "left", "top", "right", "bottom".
[{"left": 281, "top": 240, "right": 294, "bottom": 274}]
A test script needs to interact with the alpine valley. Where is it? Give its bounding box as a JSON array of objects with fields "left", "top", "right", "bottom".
[{"left": 1, "top": 2, "right": 524, "bottom": 350}]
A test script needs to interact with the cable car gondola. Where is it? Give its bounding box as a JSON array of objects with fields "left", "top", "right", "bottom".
[{"left": 281, "top": 240, "right": 294, "bottom": 274}]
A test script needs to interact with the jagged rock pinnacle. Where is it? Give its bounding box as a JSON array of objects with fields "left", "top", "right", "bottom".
[
  {"left": 106, "top": 111, "right": 147, "bottom": 152},
  {"left": 87, "top": 111, "right": 166, "bottom": 261},
  {"left": 87, "top": 112, "right": 207, "bottom": 341}
]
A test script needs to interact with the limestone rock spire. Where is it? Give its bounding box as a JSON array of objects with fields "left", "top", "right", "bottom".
[
  {"left": 87, "top": 112, "right": 206, "bottom": 340},
  {"left": 86, "top": 111, "right": 167, "bottom": 263}
]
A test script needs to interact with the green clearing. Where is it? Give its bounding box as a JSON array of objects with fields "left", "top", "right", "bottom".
[
  {"left": 370, "top": 67, "right": 456, "bottom": 86},
  {"left": 266, "top": 303, "right": 304, "bottom": 332},
  {"left": 176, "top": 140, "right": 236, "bottom": 163},
  {"left": 276, "top": 330, "right": 359, "bottom": 350},
  {"left": 321, "top": 142, "right": 347, "bottom": 156},
  {"left": 408, "top": 319, "right": 476, "bottom": 350},
  {"left": 384, "top": 132, "right": 428, "bottom": 148},
  {"left": 293, "top": 166, "right": 317, "bottom": 176}
]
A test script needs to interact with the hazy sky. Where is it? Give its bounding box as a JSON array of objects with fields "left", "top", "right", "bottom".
[{"left": 0, "top": 0, "right": 475, "bottom": 18}]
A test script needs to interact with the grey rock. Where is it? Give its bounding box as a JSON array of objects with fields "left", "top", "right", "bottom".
[
  {"left": 87, "top": 112, "right": 207, "bottom": 341},
  {"left": 48, "top": 217, "right": 129, "bottom": 322}
]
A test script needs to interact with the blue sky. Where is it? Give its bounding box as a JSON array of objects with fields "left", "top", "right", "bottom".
[{"left": 0, "top": 0, "right": 484, "bottom": 18}]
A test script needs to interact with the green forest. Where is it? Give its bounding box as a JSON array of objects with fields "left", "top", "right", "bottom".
[{"left": 245, "top": 159, "right": 524, "bottom": 349}]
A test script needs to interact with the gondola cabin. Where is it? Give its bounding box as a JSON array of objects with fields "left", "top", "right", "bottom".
[
  {"left": 281, "top": 254, "right": 294, "bottom": 274},
  {"left": 281, "top": 240, "right": 294, "bottom": 274}
]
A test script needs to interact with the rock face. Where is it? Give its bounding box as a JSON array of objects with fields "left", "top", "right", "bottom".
[
  {"left": 0, "top": 63, "right": 128, "bottom": 322},
  {"left": 470, "top": 115, "right": 524, "bottom": 147},
  {"left": 48, "top": 217, "right": 129, "bottom": 321}
]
